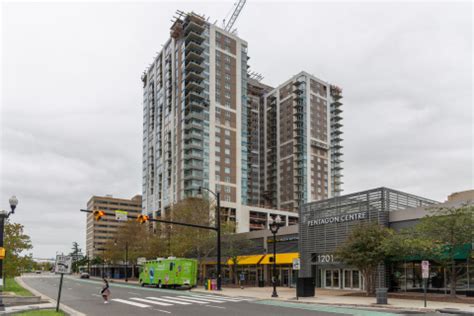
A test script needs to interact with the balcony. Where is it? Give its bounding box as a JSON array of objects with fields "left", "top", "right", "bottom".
[
  {"left": 184, "top": 132, "right": 202, "bottom": 142},
  {"left": 185, "top": 80, "right": 205, "bottom": 93},
  {"left": 184, "top": 111, "right": 205, "bottom": 121},
  {"left": 184, "top": 171, "right": 203, "bottom": 181},
  {"left": 185, "top": 71, "right": 204, "bottom": 83},
  {"left": 186, "top": 100, "right": 206, "bottom": 111},
  {"left": 185, "top": 119, "right": 203, "bottom": 130},
  {"left": 185, "top": 139, "right": 202, "bottom": 150},
  {"left": 185, "top": 91, "right": 205, "bottom": 103},
  {"left": 184, "top": 20, "right": 205, "bottom": 34},
  {"left": 331, "top": 106, "right": 342, "bottom": 115},
  {"left": 185, "top": 31, "right": 205, "bottom": 44},
  {"left": 332, "top": 164, "right": 343, "bottom": 171},
  {"left": 185, "top": 61, "right": 205, "bottom": 74},
  {"left": 185, "top": 41, "right": 204, "bottom": 54},
  {"left": 186, "top": 50, "right": 205, "bottom": 64}
]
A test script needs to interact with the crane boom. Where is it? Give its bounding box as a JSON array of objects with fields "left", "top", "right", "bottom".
[{"left": 224, "top": 0, "right": 246, "bottom": 32}]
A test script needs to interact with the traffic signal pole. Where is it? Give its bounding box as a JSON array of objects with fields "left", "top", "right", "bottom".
[{"left": 81, "top": 206, "right": 222, "bottom": 289}]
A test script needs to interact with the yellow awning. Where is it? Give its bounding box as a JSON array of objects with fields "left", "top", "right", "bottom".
[
  {"left": 260, "top": 252, "right": 299, "bottom": 265},
  {"left": 227, "top": 254, "right": 265, "bottom": 265}
]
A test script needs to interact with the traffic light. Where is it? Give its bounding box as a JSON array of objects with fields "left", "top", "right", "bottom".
[
  {"left": 0, "top": 247, "right": 5, "bottom": 260},
  {"left": 137, "top": 214, "right": 149, "bottom": 224},
  {"left": 93, "top": 210, "right": 105, "bottom": 221}
]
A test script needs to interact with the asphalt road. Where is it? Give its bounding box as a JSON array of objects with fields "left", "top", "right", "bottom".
[{"left": 21, "top": 274, "right": 350, "bottom": 316}]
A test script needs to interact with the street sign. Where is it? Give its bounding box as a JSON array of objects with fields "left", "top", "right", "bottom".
[
  {"left": 115, "top": 210, "right": 128, "bottom": 221},
  {"left": 292, "top": 258, "right": 300, "bottom": 270},
  {"left": 55, "top": 255, "right": 72, "bottom": 274},
  {"left": 421, "top": 260, "right": 430, "bottom": 279}
]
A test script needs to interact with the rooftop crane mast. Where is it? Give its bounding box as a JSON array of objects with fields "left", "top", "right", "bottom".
[{"left": 224, "top": 0, "right": 247, "bottom": 32}]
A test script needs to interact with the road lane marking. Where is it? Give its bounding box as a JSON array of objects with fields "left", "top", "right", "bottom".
[
  {"left": 176, "top": 295, "right": 224, "bottom": 303},
  {"left": 153, "top": 308, "right": 171, "bottom": 314},
  {"left": 205, "top": 305, "right": 226, "bottom": 309},
  {"left": 146, "top": 297, "right": 191, "bottom": 305},
  {"left": 112, "top": 298, "right": 151, "bottom": 308},
  {"left": 91, "top": 294, "right": 102, "bottom": 297},
  {"left": 130, "top": 297, "right": 172, "bottom": 306},
  {"left": 162, "top": 296, "right": 208, "bottom": 304},
  {"left": 128, "top": 292, "right": 140, "bottom": 295}
]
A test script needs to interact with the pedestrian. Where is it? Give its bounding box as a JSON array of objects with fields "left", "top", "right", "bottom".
[
  {"left": 239, "top": 272, "right": 245, "bottom": 289},
  {"left": 101, "top": 278, "right": 110, "bottom": 304}
]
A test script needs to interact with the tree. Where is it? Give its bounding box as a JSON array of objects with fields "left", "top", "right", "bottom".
[
  {"left": 4, "top": 219, "right": 33, "bottom": 278},
  {"left": 392, "top": 204, "right": 474, "bottom": 297},
  {"left": 102, "top": 220, "right": 164, "bottom": 278},
  {"left": 221, "top": 225, "right": 255, "bottom": 284},
  {"left": 334, "top": 223, "right": 392, "bottom": 295},
  {"left": 69, "top": 241, "right": 84, "bottom": 273}
]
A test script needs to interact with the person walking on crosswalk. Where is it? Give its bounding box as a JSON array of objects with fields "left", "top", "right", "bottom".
[{"left": 101, "top": 278, "right": 111, "bottom": 304}]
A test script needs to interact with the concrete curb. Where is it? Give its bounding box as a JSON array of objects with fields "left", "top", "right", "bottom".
[
  {"left": 2, "top": 302, "right": 56, "bottom": 315},
  {"left": 15, "top": 276, "right": 86, "bottom": 316}
]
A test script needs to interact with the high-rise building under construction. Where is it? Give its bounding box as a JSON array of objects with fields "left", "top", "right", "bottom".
[{"left": 141, "top": 12, "right": 343, "bottom": 232}]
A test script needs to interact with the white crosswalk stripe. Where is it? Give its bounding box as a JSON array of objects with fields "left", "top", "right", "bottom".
[
  {"left": 111, "top": 298, "right": 150, "bottom": 308},
  {"left": 130, "top": 297, "right": 173, "bottom": 306},
  {"left": 146, "top": 296, "right": 192, "bottom": 305},
  {"left": 162, "top": 296, "right": 209, "bottom": 304},
  {"left": 189, "top": 294, "right": 244, "bottom": 302},
  {"left": 112, "top": 293, "right": 252, "bottom": 310},
  {"left": 176, "top": 295, "right": 225, "bottom": 303}
]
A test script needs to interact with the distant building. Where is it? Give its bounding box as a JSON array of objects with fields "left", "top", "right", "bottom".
[
  {"left": 447, "top": 189, "right": 474, "bottom": 202},
  {"left": 85, "top": 195, "right": 142, "bottom": 258}
]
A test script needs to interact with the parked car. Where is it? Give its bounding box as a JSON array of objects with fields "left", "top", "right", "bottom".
[
  {"left": 80, "top": 272, "right": 90, "bottom": 279},
  {"left": 35, "top": 270, "right": 42, "bottom": 274}
]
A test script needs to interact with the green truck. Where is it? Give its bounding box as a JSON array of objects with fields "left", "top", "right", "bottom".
[{"left": 139, "top": 258, "right": 198, "bottom": 288}]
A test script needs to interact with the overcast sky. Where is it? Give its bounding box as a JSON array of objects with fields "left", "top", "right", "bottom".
[{"left": 1, "top": 1, "right": 472, "bottom": 259}]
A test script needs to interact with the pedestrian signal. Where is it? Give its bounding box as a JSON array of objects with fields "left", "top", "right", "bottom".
[
  {"left": 93, "top": 210, "right": 105, "bottom": 221},
  {"left": 137, "top": 214, "right": 149, "bottom": 224}
]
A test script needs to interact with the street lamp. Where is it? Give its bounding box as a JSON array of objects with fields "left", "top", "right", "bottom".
[
  {"left": 114, "top": 240, "right": 129, "bottom": 282},
  {"left": 0, "top": 196, "right": 19, "bottom": 311},
  {"left": 198, "top": 186, "right": 222, "bottom": 291},
  {"left": 269, "top": 215, "right": 282, "bottom": 298}
]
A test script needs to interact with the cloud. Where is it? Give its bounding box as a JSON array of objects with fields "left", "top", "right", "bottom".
[{"left": 1, "top": 1, "right": 472, "bottom": 258}]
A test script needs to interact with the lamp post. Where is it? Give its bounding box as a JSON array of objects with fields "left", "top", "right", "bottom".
[
  {"left": 0, "top": 196, "right": 18, "bottom": 311},
  {"left": 269, "top": 215, "right": 282, "bottom": 298},
  {"left": 198, "top": 186, "right": 221, "bottom": 291},
  {"left": 114, "top": 240, "right": 129, "bottom": 282}
]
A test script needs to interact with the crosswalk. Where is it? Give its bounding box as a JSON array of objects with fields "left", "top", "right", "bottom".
[{"left": 111, "top": 293, "right": 253, "bottom": 309}]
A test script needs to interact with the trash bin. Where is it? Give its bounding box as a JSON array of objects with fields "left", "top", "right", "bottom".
[
  {"left": 211, "top": 279, "right": 217, "bottom": 290},
  {"left": 297, "top": 278, "right": 315, "bottom": 297},
  {"left": 376, "top": 288, "right": 388, "bottom": 304},
  {"left": 204, "top": 278, "right": 208, "bottom": 290}
]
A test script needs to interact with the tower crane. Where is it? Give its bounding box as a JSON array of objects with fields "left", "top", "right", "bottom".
[{"left": 224, "top": 0, "right": 247, "bottom": 32}]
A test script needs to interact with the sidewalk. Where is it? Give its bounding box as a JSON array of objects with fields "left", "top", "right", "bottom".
[
  {"left": 192, "top": 286, "right": 474, "bottom": 314},
  {"left": 86, "top": 277, "right": 474, "bottom": 314}
]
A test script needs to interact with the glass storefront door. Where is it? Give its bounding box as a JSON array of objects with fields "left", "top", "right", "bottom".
[
  {"left": 343, "top": 269, "right": 361, "bottom": 290},
  {"left": 324, "top": 269, "right": 340, "bottom": 288}
]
